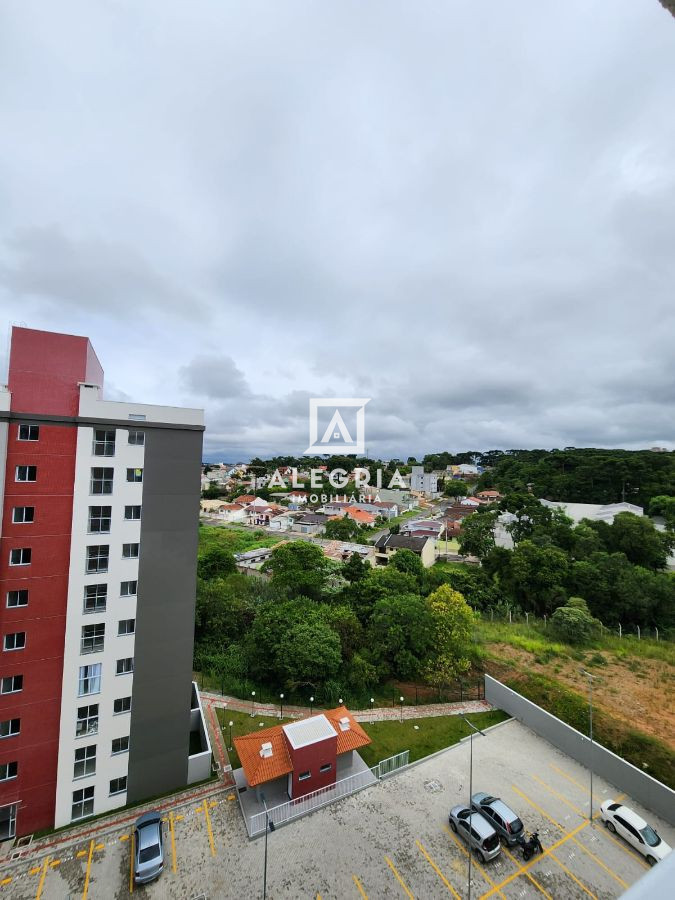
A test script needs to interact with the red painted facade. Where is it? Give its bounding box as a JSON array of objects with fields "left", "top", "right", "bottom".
[
  {"left": 0, "top": 328, "right": 103, "bottom": 837},
  {"left": 285, "top": 734, "right": 337, "bottom": 799}
]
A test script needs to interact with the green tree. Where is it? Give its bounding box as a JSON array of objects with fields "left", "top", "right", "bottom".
[
  {"left": 262, "top": 541, "right": 329, "bottom": 600},
  {"left": 280, "top": 619, "right": 342, "bottom": 688},
  {"left": 325, "top": 517, "right": 361, "bottom": 541},
  {"left": 367, "top": 593, "right": 433, "bottom": 680},
  {"left": 510, "top": 540, "right": 569, "bottom": 614},
  {"left": 390, "top": 548, "right": 424, "bottom": 582},
  {"left": 443, "top": 480, "right": 470, "bottom": 498},
  {"left": 550, "top": 597, "right": 600, "bottom": 644},
  {"left": 342, "top": 552, "right": 370, "bottom": 583},
  {"left": 344, "top": 567, "right": 420, "bottom": 623},
  {"left": 197, "top": 546, "right": 236, "bottom": 580},
  {"left": 648, "top": 495, "right": 675, "bottom": 529},
  {"left": 458, "top": 510, "right": 498, "bottom": 559},
  {"left": 603, "top": 512, "right": 672, "bottom": 570},
  {"left": 424, "top": 585, "right": 476, "bottom": 688}
]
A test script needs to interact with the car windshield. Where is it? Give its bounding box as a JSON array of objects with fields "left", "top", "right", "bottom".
[
  {"left": 640, "top": 825, "right": 660, "bottom": 847},
  {"left": 509, "top": 817, "right": 523, "bottom": 833},
  {"left": 139, "top": 844, "right": 161, "bottom": 863}
]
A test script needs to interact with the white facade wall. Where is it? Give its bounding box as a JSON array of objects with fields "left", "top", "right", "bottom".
[{"left": 54, "top": 423, "right": 145, "bottom": 826}]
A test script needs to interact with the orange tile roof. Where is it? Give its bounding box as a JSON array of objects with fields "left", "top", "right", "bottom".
[
  {"left": 345, "top": 507, "right": 375, "bottom": 524},
  {"left": 233, "top": 706, "right": 371, "bottom": 787},
  {"left": 234, "top": 495, "right": 256, "bottom": 503}
]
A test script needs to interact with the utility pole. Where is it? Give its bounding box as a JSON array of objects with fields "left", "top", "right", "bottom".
[
  {"left": 581, "top": 670, "right": 596, "bottom": 821},
  {"left": 461, "top": 716, "right": 486, "bottom": 900}
]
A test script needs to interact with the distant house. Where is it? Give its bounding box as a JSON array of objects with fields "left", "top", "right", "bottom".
[
  {"left": 234, "top": 494, "right": 257, "bottom": 505},
  {"left": 268, "top": 511, "right": 297, "bottom": 531},
  {"left": 288, "top": 490, "right": 309, "bottom": 506},
  {"left": 320, "top": 541, "right": 376, "bottom": 565},
  {"left": 320, "top": 500, "right": 351, "bottom": 517},
  {"left": 373, "top": 533, "right": 436, "bottom": 568},
  {"left": 292, "top": 513, "right": 330, "bottom": 535},
  {"left": 234, "top": 547, "right": 274, "bottom": 570},
  {"left": 233, "top": 706, "right": 371, "bottom": 805},
  {"left": 372, "top": 500, "right": 399, "bottom": 518},
  {"left": 400, "top": 519, "right": 443, "bottom": 537},
  {"left": 460, "top": 497, "right": 482, "bottom": 507},
  {"left": 475, "top": 489, "right": 502, "bottom": 502},
  {"left": 217, "top": 502, "right": 246, "bottom": 523},
  {"left": 344, "top": 507, "right": 376, "bottom": 527}
]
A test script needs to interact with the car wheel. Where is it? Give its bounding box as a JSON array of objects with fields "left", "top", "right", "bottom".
[
  {"left": 477, "top": 851, "right": 486, "bottom": 864},
  {"left": 606, "top": 821, "right": 616, "bottom": 833},
  {"left": 449, "top": 820, "right": 457, "bottom": 833},
  {"left": 647, "top": 856, "right": 657, "bottom": 867}
]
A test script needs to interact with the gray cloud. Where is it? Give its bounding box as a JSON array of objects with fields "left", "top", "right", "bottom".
[{"left": 0, "top": 0, "right": 674, "bottom": 459}]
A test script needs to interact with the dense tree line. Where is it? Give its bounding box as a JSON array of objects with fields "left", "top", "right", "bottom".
[
  {"left": 459, "top": 494, "right": 675, "bottom": 629},
  {"left": 193, "top": 541, "right": 477, "bottom": 700},
  {"left": 471, "top": 448, "right": 674, "bottom": 508}
]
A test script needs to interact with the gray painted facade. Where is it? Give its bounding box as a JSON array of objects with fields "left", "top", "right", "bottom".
[
  {"left": 485, "top": 675, "right": 675, "bottom": 826},
  {"left": 127, "top": 427, "right": 203, "bottom": 802}
]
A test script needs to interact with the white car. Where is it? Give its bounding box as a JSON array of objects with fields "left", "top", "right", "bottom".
[{"left": 599, "top": 801, "right": 672, "bottom": 865}]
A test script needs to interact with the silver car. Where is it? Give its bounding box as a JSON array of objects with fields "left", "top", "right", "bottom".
[
  {"left": 471, "top": 792, "right": 524, "bottom": 846},
  {"left": 449, "top": 805, "right": 501, "bottom": 862},
  {"left": 134, "top": 812, "right": 164, "bottom": 885}
]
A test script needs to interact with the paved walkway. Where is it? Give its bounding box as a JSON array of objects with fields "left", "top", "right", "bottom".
[{"left": 200, "top": 690, "right": 493, "bottom": 723}]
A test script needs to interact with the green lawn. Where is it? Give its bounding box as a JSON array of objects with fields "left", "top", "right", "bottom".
[
  {"left": 359, "top": 709, "right": 510, "bottom": 767},
  {"left": 384, "top": 507, "right": 424, "bottom": 528},
  {"left": 431, "top": 558, "right": 470, "bottom": 574},
  {"left": 198, "top": 524, "right": 284, "bottom": 555},
  {"left": 217, "top": 706, "right": 510, "bottom": 771}
]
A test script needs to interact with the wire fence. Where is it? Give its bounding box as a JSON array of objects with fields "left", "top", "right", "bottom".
[{"left": 480, "top": 607, "right": 674, "bottom": 643}]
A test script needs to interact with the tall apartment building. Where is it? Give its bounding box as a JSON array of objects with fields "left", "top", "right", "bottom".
[
  {"left": 0, "top": 327, "right": 204, "bottom": 839},
  {"left": 409, "top": 465, "right": 439, "bottom": 497}
]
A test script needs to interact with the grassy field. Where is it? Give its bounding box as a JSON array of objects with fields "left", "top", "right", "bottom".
[
  {"left": 359, "top": 709, "right": 510, "bottom": 767},
  {"left": 198, "top": 524, "right": 283, "bottom": 555},
  {"left": 474, "top": 618, "right": 675, "bottom": 787},
  {"left": 217, "top": 707, "right": 510, "bottom": 771}
]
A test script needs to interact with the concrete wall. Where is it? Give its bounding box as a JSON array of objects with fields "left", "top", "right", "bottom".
[
  {"left": 485, "top": 675, "right": 675, "bottom": 825},
  {"left": 187, "top": 683, "right": 212, "bottom": 785}
]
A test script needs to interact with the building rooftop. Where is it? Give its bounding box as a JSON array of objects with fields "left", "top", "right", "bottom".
[{"left": 282, "top": 714, "right": 337, "bottom": 750}]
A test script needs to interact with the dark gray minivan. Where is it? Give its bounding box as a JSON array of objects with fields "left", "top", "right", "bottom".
[{"left": 471, "top": 793, "right": 524, "bottom": 846}]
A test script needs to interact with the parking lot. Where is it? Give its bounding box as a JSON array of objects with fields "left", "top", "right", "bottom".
[{"left": 0, "top": 717, "right": 671, "bottom": 898}]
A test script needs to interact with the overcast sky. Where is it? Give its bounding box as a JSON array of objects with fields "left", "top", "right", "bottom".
[{"left": 1, "top": 1, "right": 674, "bottom": 461}]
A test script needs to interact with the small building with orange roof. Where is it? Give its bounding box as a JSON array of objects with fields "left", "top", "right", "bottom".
[
  {"left": 233, "top": 706, "right": 371, "bottom": 805},
  {"left": 344, "top": 507, "right": 376, "bottom": 527}
]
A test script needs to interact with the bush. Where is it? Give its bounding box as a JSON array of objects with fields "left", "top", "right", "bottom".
[{"left": 551, "top": 597, "right": 600, "bottom": 645}]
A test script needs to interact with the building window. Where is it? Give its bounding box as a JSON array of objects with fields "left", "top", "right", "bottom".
[
  {"left": 90, "top": 467, "right": 113, "bottom": 495},
  {"left": 298, "top": 771, "right": 311, "bottom": 781},
  {"left": 0, "top": 803, "right": 18, "bottom": 841},
  {"left": 18, "top": 424, "right": 39, "bottom": 441},
  {"left": 0, "top": 719, "right": 20, "bottom": 739},
  {"left": 83, "top": 584, "right": 107, "bottom": 614},
  {"left": 71, "top": 786, "right": 94, "bottom": 821},
  {"left": 120, "top": 580, "right": 137, "bottom": 597},
  {"left": 76, "top": 704, "right": 99, "bottom": 737},
  {"left": 9, "top": 548, "right": 31, "bottom": 566},
  {"left": 78, "top": 663, "right": 102, "bottom": 696},
  {"left": 128, "top": 430, "right": 145, "bottom": 446},
  {"left": 15, "top": 465, "right": 37, "bottom": 482},
  {"left": 88, "top": 506, "right": 111, "bottom": 534},
  {"left": 122, "top": 543, "right": 139, "bottom": 559},
  {"left": 0, "top": 676, "right": 23, "bottom": 695},
  {"left": 113, "top": 696, "right": 131, "bottom": 714},
  {"left": 0, "top": 762, "right": 18, "bottom": 781},
  {"left": 6, "top": 590, "right": 28, "bottom": 608},
  {"left": 126, "top": 468, "right": 143, "bottom": 483},
  {"left": 81, "top": 623, "right": 105, "bottom": 655},
  {"left": 109, "top": 776, "right": 127, "bottom": 796},
  {"left": 86, "top": 545, "right": 109, "bottom": 574},
  {"left": 116, "top": 658, "right": 133, "bottom": 675},
  {"left": 118, "top": 619, "right": 135, "bottom": 636},
  {"left": 12, "top": 507, "right": 34, "bottom": 524},
  {"left": 92, "top": 429, "right": 116, "bottom": 457},
  {"left": 111, "top": 736, "right": 129, "bottom": 755},
  {"left": 73, "top": 745, "right": 96, "bottom": 779},
  {"left": 124, "top": 505, "right": 141, "bottom": 521},
  {"left": 319, "top": 763, "right": 332, "bottom": 773},
  {"left": 3, "top": 633, "right": 26, "bottom": 652}
]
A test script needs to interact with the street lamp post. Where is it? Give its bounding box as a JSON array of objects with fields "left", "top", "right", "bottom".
[
  {"left": 250, "top": 690, "right": 256, "bottom": 717},
  {"left": 370, "top": 697, "right": 374, "bottom": 721},
  {"left": 399, "top": 696, "right": 404, "bottom": 723},
  {"left": 228, "top": 720, "right": 234, "bottom": 751},
  {"left": 279, "top": 693, "right": 284, "bottom": 720},
  {"left": 260, "top": 791, "right": 275, "bottom": 900},
  {"left": 461, "top": 716, "right": 486, "bottom": 900},
  {"left": 581, "top": 670, "right": 596, "bottom": 821},
  {"left": 338, "top": 697, "right": 343, "bottom": 706},
  {"left": 309, "top": 696, "right": 314, "bottom": 715}
]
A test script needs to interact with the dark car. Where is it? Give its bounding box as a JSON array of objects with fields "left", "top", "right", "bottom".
[
  {"left": 134, "top": 812, "right": 164, "bottom": 885},
  {"left": 471, "top": 793, "right": 524, "bottom": 846}
]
